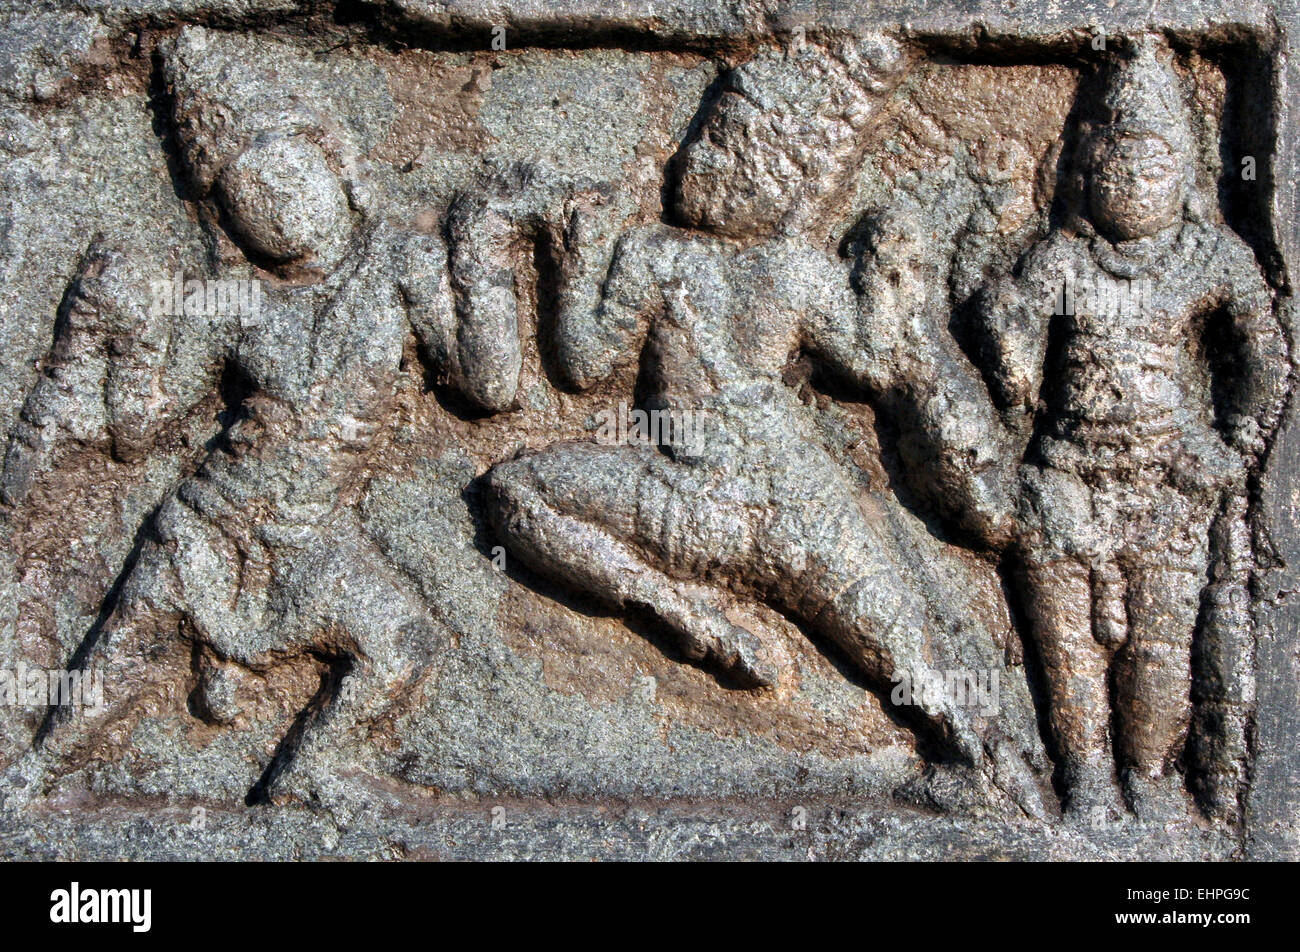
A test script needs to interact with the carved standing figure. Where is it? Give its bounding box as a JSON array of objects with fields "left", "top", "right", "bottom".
[{"left": 973, "top": 38, "right": 1289, "bottom": 819}]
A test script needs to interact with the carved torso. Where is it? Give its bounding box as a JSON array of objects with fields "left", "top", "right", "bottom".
[{"left": 1031, "top": 223, "right": 1252, "bottom": 487}]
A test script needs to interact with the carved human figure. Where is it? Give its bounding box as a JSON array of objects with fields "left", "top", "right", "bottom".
[
  {"left": 971, "top": 38, "right": 1289, "bottom": 818},
  {"left": 466, "top": 36, "right": 1045, "bottom": 812},
  {"left": 7, "top": 27, "right": 486, "bottom": 803}
]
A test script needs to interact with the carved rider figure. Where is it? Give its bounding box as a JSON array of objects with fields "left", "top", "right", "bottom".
[{"left": 471, "top": 35, "right": 1047, "bottom": 813}]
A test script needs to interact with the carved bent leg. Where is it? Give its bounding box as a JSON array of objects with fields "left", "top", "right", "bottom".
[
  {"left": 1113, "top": 554, "right": 1204, "bottom": 820},
  {"left": 1019, "top": 555, "right": 1123, "bottom": 818},
  {"left": 758, "top": 475, "right": 987, "bottom": 767},
  {"left": 487, "top": 440, "right": 989, "bottom": 768},
  {"left": 22, "top": 415, "right": 440, "bottom": 807},
  {"left": 485, "top": 443, "right": 778, "bottom": 686}
]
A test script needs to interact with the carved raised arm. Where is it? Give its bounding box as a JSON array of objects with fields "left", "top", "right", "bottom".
[
  {"left": 396, "top": 228, "right": 458, "bottom": 384},
  {"left": 554, "top": 214, "right": 656, "bottom": 392},
  {"left": 2, "top": 243, "right": 187, "bottom": 506},
  {"left": 443, "top": 189, "right": 528, "bottom": 413},
  {"left": 800, "top": 231, "right": 1018, "bottom": 549},
  {"left": 441, "top": 165, "right": 634, "bottom": 408}
]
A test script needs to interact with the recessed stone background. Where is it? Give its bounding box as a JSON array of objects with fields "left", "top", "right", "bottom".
[{"left": 0, "top": 0, "right": 1295, "bottom": 860}]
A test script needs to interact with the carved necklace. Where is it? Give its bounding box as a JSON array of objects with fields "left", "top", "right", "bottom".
[{"left": 1090, "top": 222, "right": 1184, "bottom": 279}]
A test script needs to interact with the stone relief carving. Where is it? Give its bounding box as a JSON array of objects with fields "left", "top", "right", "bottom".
[
  {"left": 479, "top": 37, "right": 1048, "bottom": 817},
  {"left": 0, "top": 4, "right": 1293, "bottom": 857},
  {"left": 971, "top": 38, "right": 1288, "bottom": 822}
]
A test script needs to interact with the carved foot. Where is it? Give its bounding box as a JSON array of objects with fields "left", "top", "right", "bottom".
[
  {"left": 645, "top": 599, "right": 780, "bottom": 689},
  {"left": 894, "top": 743, "right": 1051, "bottom": 821},
  {"left": 987, "top": 738, "right": 1050, "bottom": 821},
  {"left": 1125, "top": 771, "right": 1192, "bottom": 823},
  {"left": 1061, "top": 756, "right": 1126, "bottom": 825},
  {"left": 894, "top": 762, "right": 992, "bottom": 815}
]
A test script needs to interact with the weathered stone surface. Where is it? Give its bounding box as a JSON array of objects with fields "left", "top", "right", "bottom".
[{"left": 0, "top": 0, "right": 1296, "bottom": 860}]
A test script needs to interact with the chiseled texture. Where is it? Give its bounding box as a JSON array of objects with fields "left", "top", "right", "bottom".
[
  {"left": 0, "top": 0, "right": 1295, "bottom": 860},
  {"left": 476, "top": 38, "right": 1047, "bottom": 816},
  {"left": 973, "top": 38, "right": 1288, "bottom": 822}
]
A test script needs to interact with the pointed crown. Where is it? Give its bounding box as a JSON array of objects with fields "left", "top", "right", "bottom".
[{"left": 1095, "top": 36, "right": 1193, "bottom": 156}]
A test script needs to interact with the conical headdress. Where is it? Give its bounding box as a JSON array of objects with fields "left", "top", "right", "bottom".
[
  {"left": 724, "top": 33, "right": 909, "bottom": 178},
  {"left": 1095, "top": 36, "right": 1193, "bottom": 156},
  {"left": 162, "top": 26, "right": 349, "bottom": 193}
]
